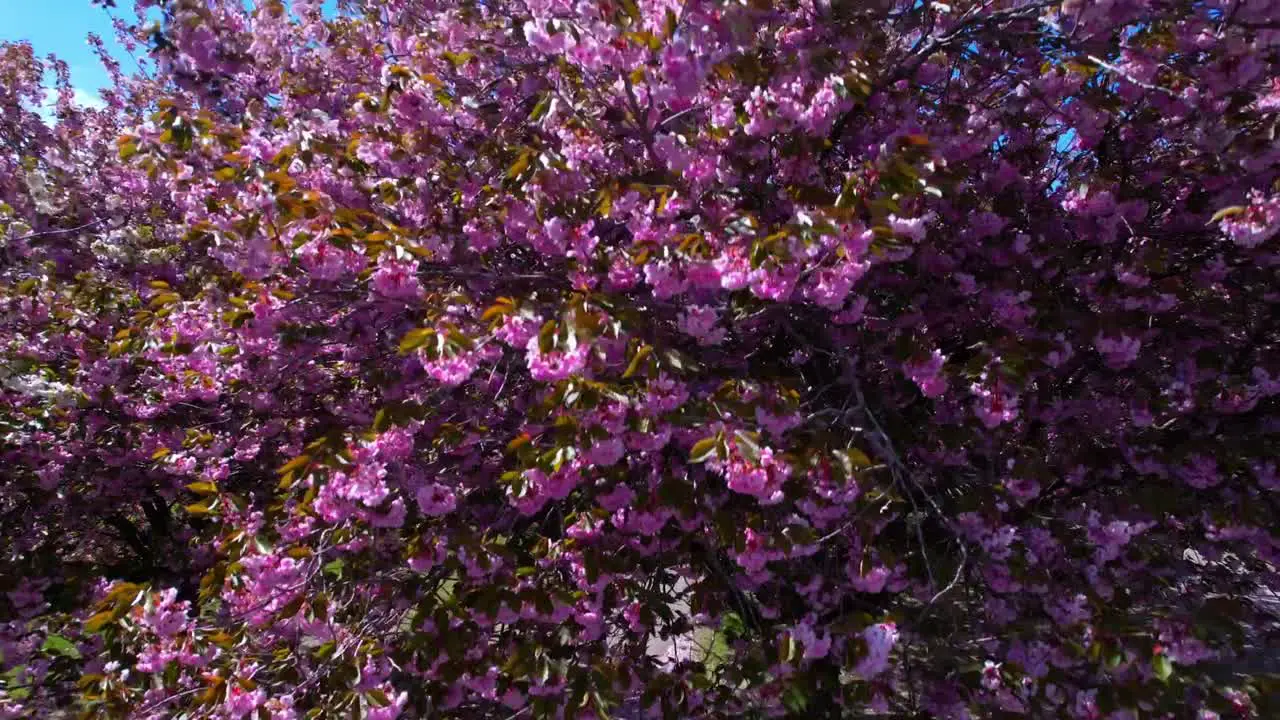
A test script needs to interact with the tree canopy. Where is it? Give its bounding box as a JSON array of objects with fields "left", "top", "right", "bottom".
[{"left": 3, "top": 0, "right": 1280, "bottom": 718}]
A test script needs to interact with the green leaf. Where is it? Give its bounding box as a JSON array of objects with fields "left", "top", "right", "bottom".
[
  {"left": 41, "top": 634, "right": 81, "bottom": 658},
  {"left": 277, "top": 454, "right": 312, "bottom": 476},
  {"left": 529, "top": 94, "right": 552, "bottom": 122},
  {"left": 441, "top": 51, "right": 474, "bottom": 68},
  {"left": 782, "top": 683, "right": 808, "bottom": 713},
  {"left": 482, "top": 297, "right": 517, "bottom": 322},
  {"left": 622, "top": 344, "right": 652, "bottom": 379},
  {"left": 689, "top": 436, "right": 720, "bottom": 463},
  {"left": 661, "top": 348, "right": 695, "bottom": 373},
  {"left": 619, "top": 0, "right": 641, "bottom": 24},
  {"left": 538, "top": 319, "right": 558, "bottom": 354},
  {"left": 398, "top": 327, "right": 434, "bottom": 354},
  {"left": 507, "top": 148, "right": 535, "bottom": 179},
  {"left": 733, "top": 430, "right": 761, "bottom": 464},
  {"left": 1209, "top": 205, "right": 1246, "bottom": 223},
  {"left": 1153, "top": 653, "right": 1173, "bottom": 682},
  {"left": 84, "top": 611, "right": 118, "bottom": 634},
  {"left": 596, "top": 185, "right": 614, "bottom": 217},
  {"left": 721, "top": 612, "right": 746, "bottom": 639}
]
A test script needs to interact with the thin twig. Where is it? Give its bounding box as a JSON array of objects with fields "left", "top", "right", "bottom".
[
  {"left": 132, "top": 685, "right": 205, "bottom": 716},
  {"left": 10, "top": 218, "right": 108, "bottom": 242}
]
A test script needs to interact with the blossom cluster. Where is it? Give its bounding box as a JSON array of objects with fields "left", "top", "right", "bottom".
[{"left": 1, "top": 1, "right": 1278, "bottom": 718}]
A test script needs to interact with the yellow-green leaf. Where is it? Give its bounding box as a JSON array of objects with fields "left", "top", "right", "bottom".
[
  {"left": 442, "top": 51, "right": 474, "bottom": 68},
  {"left": 481, "top": 301, "right": 514, "bottom": 322},
  {"left": 207, "top": 631, "right": 235, "bottom": 648},
  {"left": 847, "top": 448, "right": 873, "bottom": 468},
  {"left": 398, "top": 327, "right": 435, "bottom": 354},
  {"left": 622, "top": 344, "right": 652, "bottom": 379},
  {"left": 507, "top": 433, "right": 533, "bottom": 453},
  {"left": 84, "top": 611, "right": 117, "bottom": 634},
  {"left": 149, "top": 292, "right": 181, "bottom": 308},
  {"left": 596, "top": 186, "right": 614, "bottom": 217},
  {"left": 620, "top": 0, "right": 641, "bottom": 23},
  {"left": 507, "top": 149, "right": 534, "bottom": 179},
  {"left": 690, "top": 436, "right": 720, "bottom": 463},
  {"left": 277, "top": 454, "right": 312, "bottom": 476},
  {"left": 1209, "top": 205, "right": 1246, "bottom": 223},
  {"left": 529, "top": 94, "right": 552, "bottom": 122}
]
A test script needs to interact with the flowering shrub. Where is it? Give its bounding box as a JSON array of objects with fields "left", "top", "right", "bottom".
[{"left": 3, "top": 0, "right": 1280, "bottom": 718}]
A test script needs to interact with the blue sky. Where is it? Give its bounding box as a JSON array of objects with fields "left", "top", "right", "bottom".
[
  {"left": 0, "top": 0, "right": 139, "bottom": 111},
  {"left": 3, "top": 0, "right": 340, "bottom": 117}
]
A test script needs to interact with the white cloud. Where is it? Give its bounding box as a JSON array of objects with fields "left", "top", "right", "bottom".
[
  {"left": 72, "top": 87, "right": 107, "bottom": 110},
  {"left": 35, "top": 86, "right": 107, "bottom": 124}
]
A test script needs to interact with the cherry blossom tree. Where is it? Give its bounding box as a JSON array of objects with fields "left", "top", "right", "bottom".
[{"left": 3, "top": 0, "right": 1280, "bottom": 718}]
